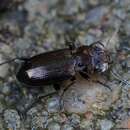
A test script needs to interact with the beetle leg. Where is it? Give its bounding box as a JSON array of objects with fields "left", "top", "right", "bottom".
[
  {"left": 92, "top": 80, "right": 112, "bottom": 91},
  {"left": 17, "top": 91, "right": 58, "bottom": 119},
  {"left": 60, "top": 80, "right": 75, "bottom": 97},
  {"left": 79, "top": 71, "right": 90, "bottom": 79},
  {"left": 0, "top": 57, "right": 28, "bottom": 66},
  {"left": 59, "top": 80, "right": 76, "bottom": 109},
  {"left": 37, "top": 91, "right": 58, "bottom": 100}
]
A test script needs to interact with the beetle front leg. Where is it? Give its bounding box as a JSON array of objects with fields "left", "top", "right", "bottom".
[
  {"left": 64, "top": 34, "right": 76, "bottom": 52},
  {"left": 92, "top": 80, "right": 112, "bottom": 91}
]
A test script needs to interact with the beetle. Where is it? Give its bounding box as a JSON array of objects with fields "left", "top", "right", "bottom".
[
  {"left": 0, "top": 41, "right": 110, "bottom": 88},
  {"left": 0, "top": 41, "right": 111, "bottom": 117}
]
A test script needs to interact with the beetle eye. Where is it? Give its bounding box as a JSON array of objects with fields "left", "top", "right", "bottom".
[{"left": 91, "top": 42, "right": 105, "bottom": 50}]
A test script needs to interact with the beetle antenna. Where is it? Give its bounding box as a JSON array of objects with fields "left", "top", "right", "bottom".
[
  {"left": 0, "top": 58, "right": 16, "bottom": 65},
  {"left": 105, "top": 16, "right": 126, "bottom": 48},
  {"left": 106, "top": 22, "right": 121, "bottom": 47},
  {"left": 0, "top": 57, "right": 28, "bottom": 66}
]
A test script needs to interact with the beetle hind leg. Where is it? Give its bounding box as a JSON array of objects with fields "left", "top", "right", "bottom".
[
  {"left": 60, "top": 81, "right": 75, "bottom": 97},
  {"left": 17, "top": 91, "right": 58, "bottom": 119}
]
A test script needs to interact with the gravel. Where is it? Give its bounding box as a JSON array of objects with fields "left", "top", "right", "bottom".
[{"left": 0, "top": 0, "right": 130, "bottom": 129}]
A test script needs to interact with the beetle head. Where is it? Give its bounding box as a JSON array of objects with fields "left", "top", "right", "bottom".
[{"left": 89, "top": 42, "right": 111, "bottom": 73}]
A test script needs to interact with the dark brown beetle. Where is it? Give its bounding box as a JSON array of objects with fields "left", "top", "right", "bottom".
[
  {"left": 0, "top": 41, "right": 110, "bottom": 87},
  {"left": 0, "top": 41, "right": 112, "bottom": 116}
]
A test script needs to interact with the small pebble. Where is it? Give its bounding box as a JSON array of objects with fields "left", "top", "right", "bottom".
[
  {"left": 46, "top": 96, "right": 61, "bottom": 113},
  {"left": 113, "top": 9, "right": 126, "bottom": 20},
  {"left": 2, "top": 84, "right": 10, "bottom": 95},
  {"left": 4, "top": 109, "right": 20, "bottom": 129},
  {"left": 85, "top": 6, "right": 109, "bottom": 25},
  {"left": 27, "top": 106, "right": 49, "bottom": 128},
  {"left": 61, "top": 124, "right": 74, "bottom": 130},
  {"left": 85, "top": 111, "right": 94, "bottom": 120},
  {"left": 48, "top": 122, "right": 60, "bottom": 130},
  {"left": 100, "top": 119, "right": 113, "bottom": 130},
  {"left": 68, "top": 114, "right": 80, "bottom": 127},
  {"left": 80, "top": 119, "right": 93, "bottom": 129}
]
